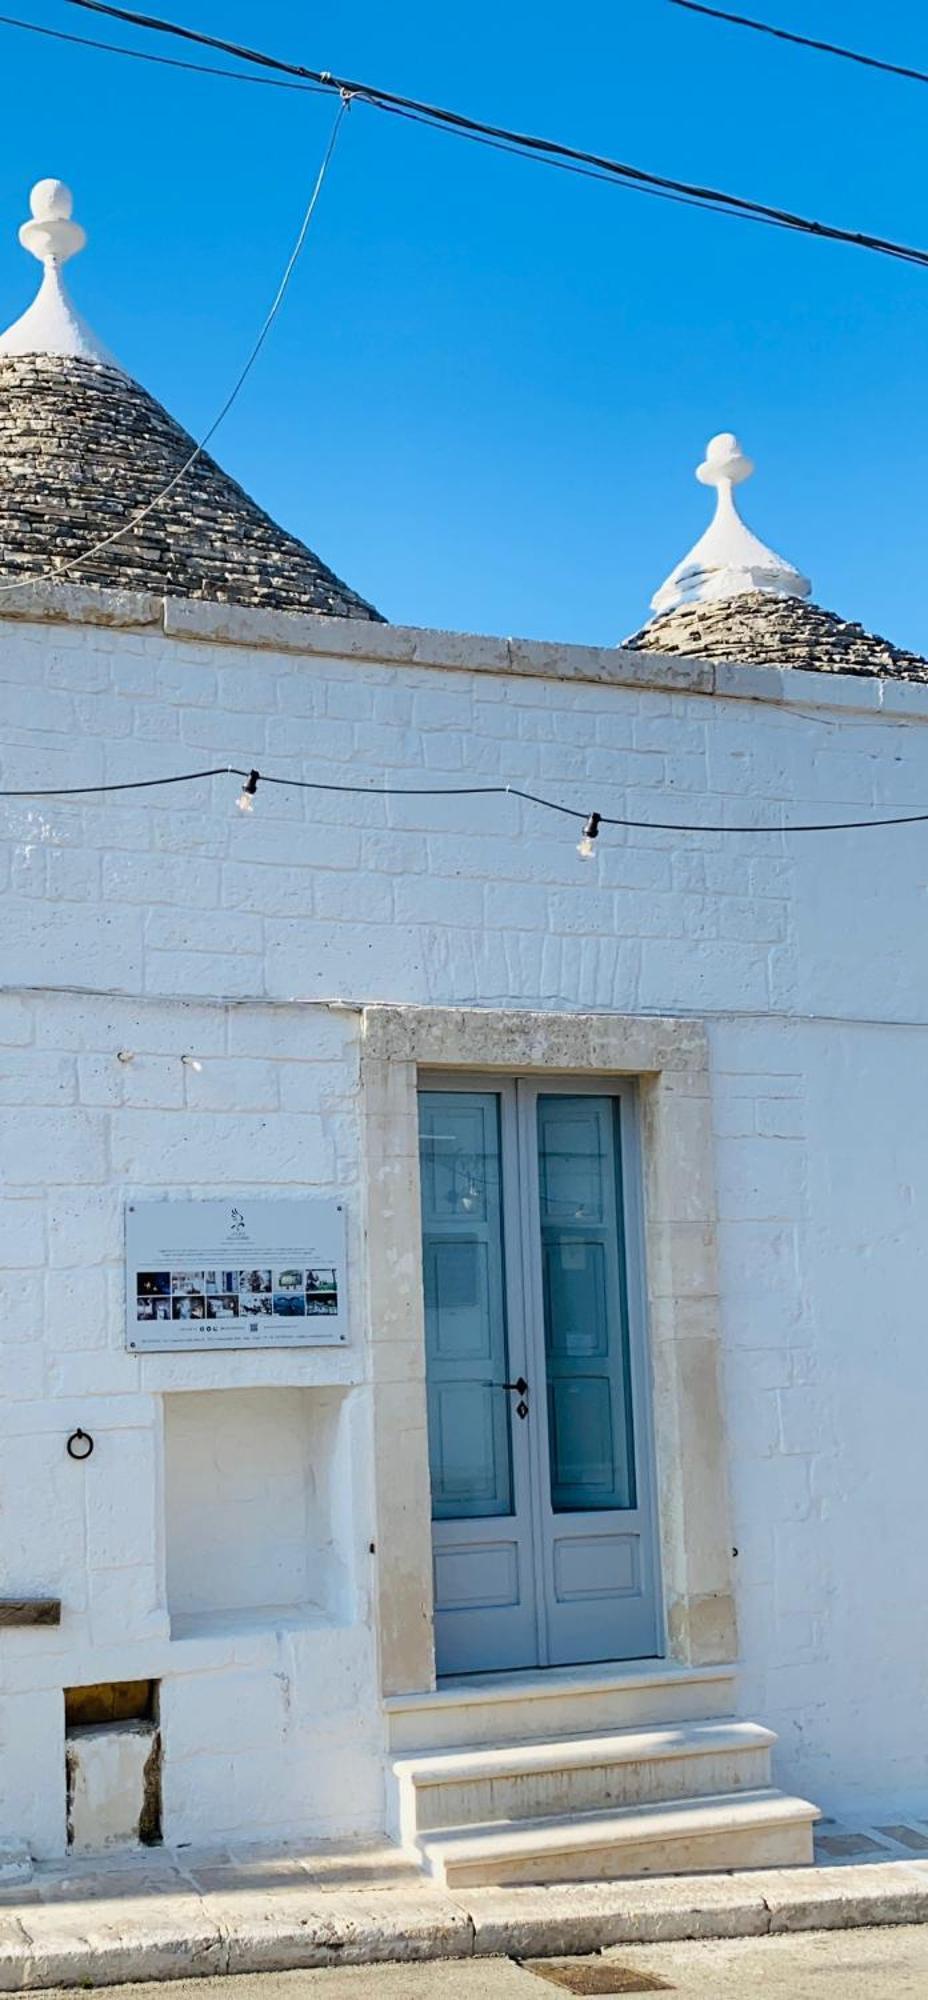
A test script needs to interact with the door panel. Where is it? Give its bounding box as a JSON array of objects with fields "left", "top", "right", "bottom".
[
  {"left": 433, "top": 1539, "right": 522, "bottom": 1610},
  {"left": 419, "top": 1089, "right": 539, "bottom": 1672},
  {"left": 552, "top": 1531, "right": 640, "bottom": 1601},
  {"left": 527, "top": 1089, "right": 658, "bottom": 1666},
  {"left": 420, "top": 1078, "right": 659, "bottom": 1677}
]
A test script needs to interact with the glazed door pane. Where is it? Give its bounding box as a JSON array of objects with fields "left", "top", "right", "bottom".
[
  {"left": 536, "top": 1094, "right": 636, "bottom": 1514},
  {"left": 419, "top": 1093, "right": 513, "bottom": 1520}
]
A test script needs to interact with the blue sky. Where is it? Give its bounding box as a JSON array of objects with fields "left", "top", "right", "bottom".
[{"left": 1, "top": 1, "right": 927, "bottom": 648}]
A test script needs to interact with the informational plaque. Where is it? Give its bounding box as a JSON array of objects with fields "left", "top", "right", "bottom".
[{"left": 125, "top": 1198, "right": 347, "bottom": 1351}]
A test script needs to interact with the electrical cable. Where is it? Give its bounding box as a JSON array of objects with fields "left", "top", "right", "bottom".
[
  {"left": 3, "top": 761, "right": 928, "bottom": 836},
  {"left": 0, "top": 10, "right": 896, "bottom": 247},
  {"left": 0, "top": 11, "right": 803, "bottom": 240},
  {"left": 0, "top": 92, "right": 351, "bottom": 600},
  {"left": 0, "top": 767, "right": 233, "bottom": 797},
  {"left": 0, "top": 11, "right": 332, "bottom": 92},
  {"left": 668, "top": 1, "right": 928, "bottom": 90},
  {"left": 58, "top": 0, "right": 928, "bottom": 271}
]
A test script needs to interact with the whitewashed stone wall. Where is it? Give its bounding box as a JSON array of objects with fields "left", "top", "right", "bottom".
[
  {"left": 2, "top": 596, "right": 928, "bottom": 1848},
  {"left": 0, "top": 988, "right": 380, "bottom": 1857}
]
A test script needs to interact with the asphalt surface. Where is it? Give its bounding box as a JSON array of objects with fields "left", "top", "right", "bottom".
[{"left": 36, "top": 1925, "right": 928, "bottom": 1997}]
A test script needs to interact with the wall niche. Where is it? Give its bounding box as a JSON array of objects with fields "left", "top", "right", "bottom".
[{"left": 163, "top": 1387, "right": 354, "bottom": 1636}]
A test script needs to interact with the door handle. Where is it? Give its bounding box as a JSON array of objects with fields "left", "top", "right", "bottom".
[{"left": 500, "top": 1377, "right": 529, "bottom": 1419}]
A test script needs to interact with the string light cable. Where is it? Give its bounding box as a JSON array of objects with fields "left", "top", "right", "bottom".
[
  {"left": 667, "top": 1, "right": 928, "bottom": 90},
  {"left": 0, "top": 91, "right": 351, "bottom": 601},
  {"left": 3, "top": 762, "right": 928, "bottom": 843},
  {"left": 54, "top": 0, "right": 928, "bottom": 272}
]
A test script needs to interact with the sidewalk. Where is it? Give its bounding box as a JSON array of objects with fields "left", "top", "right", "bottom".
[{"left": 3, "top": 1827, "right": 928, "bottom": 1990}]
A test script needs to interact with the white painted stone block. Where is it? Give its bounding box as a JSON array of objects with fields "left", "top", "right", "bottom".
[
  {"left": 66, "top": 1723, "right": 158, "bottom": 1853},
  {"left": 0, "top": 1839, "right": 32, "bottom": 1885},
  {"left": 0, "top": 1690, "right": 67, "bottom": 1859}
]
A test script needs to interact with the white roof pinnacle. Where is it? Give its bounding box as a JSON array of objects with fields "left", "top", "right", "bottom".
[
  {"left": 0, "top": 179, "right": 121, "bottom": 369},
  {"left": 649, "top": 431, "right": 810, "bottom": 618}
]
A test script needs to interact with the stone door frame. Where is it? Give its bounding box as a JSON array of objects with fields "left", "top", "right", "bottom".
[{"left": 360, "top": 1005, "right": 736, "bottom": 1698}]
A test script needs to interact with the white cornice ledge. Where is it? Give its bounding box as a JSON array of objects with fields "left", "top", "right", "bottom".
[{"left": 1, "top": 581, "right": 926, "bottom": 720}]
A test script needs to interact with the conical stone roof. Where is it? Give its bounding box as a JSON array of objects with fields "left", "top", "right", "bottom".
[
  {"left": 623, "top": 433, "right": 928, "bottom": 681},
  {"left": 624, "top": 591, "right": 928, "bottom": 682},
  {"left": 0, "top": 180, "right": 383, "bottom": 620}
]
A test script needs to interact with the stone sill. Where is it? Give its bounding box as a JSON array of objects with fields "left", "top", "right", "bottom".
[
  {"left": 168, "top": 1605, "right": 352, "bottom": 1643},
  {"left": 2, "top": 581, "right": 927, "bottom": 722}
]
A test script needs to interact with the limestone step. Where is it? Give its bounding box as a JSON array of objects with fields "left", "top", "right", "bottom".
[
  {"left": 385, "top": 1661, "right": 738, "bottom": 1754},
  {"left": 389, "top": 1719, "right": 774, "bottom": 1840},
  {"left": 416, "top": 1786, "right": 819, "bottom": 1887}
]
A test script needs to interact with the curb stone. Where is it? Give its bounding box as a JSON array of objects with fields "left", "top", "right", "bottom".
[
  {"left": 465, "top": 1876, "right": 771, "bottom": 1957},
  {"left": 465, "top": 1862, "right": 928, "bottom": 1959},
  {"left": 759, "top": 1861, "right": 928, "bottom": 1933},
  {"left": 217, "top": 1891, "right": 474, "bottom": 1976},
  {"left": 2, "top": 1862, "right": 928, "bottom": 1988}
]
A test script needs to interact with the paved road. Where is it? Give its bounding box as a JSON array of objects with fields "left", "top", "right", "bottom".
[{"left": 46, "top": 1926, "right": 928, "bottom": 1997}]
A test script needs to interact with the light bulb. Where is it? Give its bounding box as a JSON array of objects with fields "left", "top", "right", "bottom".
[
  {"left": 237, "top": 769, "right": 260, "bottom": 813},
  {"left": 577, "top": 811, "right": 601, "bottom": 860}
]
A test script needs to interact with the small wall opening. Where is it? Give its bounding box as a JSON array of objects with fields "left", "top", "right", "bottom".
[
  {"left": 163, "top": 1386, "right": 354, "bottom": 1636},
  {"left": 65, "top": 1681, "right": 156, "bottom": 1729},
  {"left": 65, "top": 1681, "right": 161, "bottom": 1852}
]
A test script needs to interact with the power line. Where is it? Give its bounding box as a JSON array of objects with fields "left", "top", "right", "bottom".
[
  {"left": 0, "top": 14, "right": 733, "bottom": 224},
  {"left": 0, "top": 94, "right": 350, "bottom": 600},
  {"left": 668, "top": 1, "right": 928, "bottom": 89},
  {"left": 8, "top": 5, "right": 922, "bottom": 256},
  {"left": 0, "top": 13, "right": 808, "bottom": 239},
  {"left": 3, "top": 761, "right": 928, "bottom": 838},
  {"left": 59, "top": 0, "right": 928, "bottom": 271},
  {"left": 0, "top": 11, "right": 331, "bottom": 92}
]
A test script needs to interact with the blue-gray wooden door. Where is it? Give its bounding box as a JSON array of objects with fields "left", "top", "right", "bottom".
[{"left": 418, "top": 1078, "right": 660, "bottom": 1676}]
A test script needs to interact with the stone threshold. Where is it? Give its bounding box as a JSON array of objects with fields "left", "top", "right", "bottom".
[{"left": 2, "top": 1841, "right": 928, "bottom": 1989}]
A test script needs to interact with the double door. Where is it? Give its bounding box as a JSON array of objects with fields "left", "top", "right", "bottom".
[{"left": 418, "top": 1076, "right": 660, "bottom": 1676}]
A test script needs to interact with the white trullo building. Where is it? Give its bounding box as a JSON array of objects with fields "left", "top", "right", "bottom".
[{"left": 1, "top": 177, "right": 926, "bottom": 1879}]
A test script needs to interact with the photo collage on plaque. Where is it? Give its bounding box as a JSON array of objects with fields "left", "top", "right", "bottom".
[{"left": 136, "top": 1265, "right": 338, "bottom": 1325}]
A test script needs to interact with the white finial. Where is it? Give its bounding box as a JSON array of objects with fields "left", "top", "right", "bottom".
[
  {"left": 0, "top": 177, "right": 121, "bottom": 368},
  {"left": 19, "top": 179, "right": 86, "bottom": 265},
  {"left": 696, "top": 431, "right": 754, "bottom": 489},
  {"left": 649, "top": 431, "right": 810, "bottom": 617}
]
